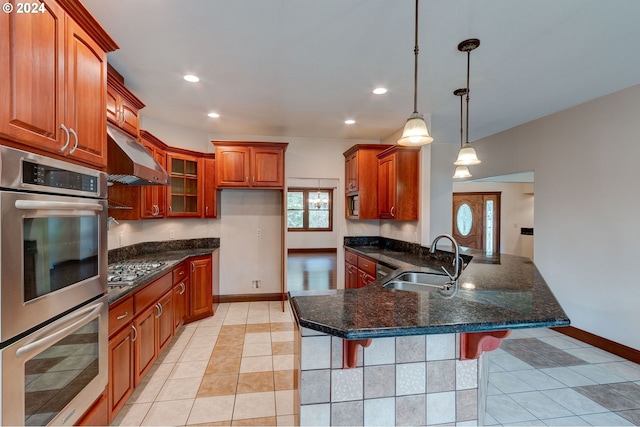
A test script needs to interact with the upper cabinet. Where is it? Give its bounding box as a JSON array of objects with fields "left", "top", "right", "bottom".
[
  {"left": 166, "top": 149, "right": 203, "bottom": 217},
  {"left": 202, "top": 154, "right": 218, "bottom": 218},
  {"left": 107, "top": 65, "right": 145, "bottom": 138},
  {"left": 343, "top": 144, "right": 393, "bottom": 219},
  {"left": 0, "top": 0, "right": 118, "bottom": 169},
  {"left": 214, "top": 142, "right": 288, "bottom": 189},
  {"left": 377, "top": 146, "right": 420, "bottom": 220}
]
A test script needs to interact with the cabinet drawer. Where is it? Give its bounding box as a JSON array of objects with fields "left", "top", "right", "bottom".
[
  {"left": 345, "top": 250, "right": 358, "bottom": 265},
  {"left": 172, "top": 262, "right": 188, "bottom": 285},
  {"left": 109, "top": 296, "right": 133, "bottom": 337},
  {"left": 134, "top": 272, "right": 172, "bottom": 315},
  {"left": 357, "top": 256, "right": 377, "bottom": 277}
]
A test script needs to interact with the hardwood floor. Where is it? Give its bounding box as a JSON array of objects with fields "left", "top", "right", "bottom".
[{"left": 286, "top": 250, "right": 337, "bottom": 291}]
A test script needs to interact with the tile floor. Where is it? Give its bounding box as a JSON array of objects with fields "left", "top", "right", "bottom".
[
  {"left": 111, "top": 301, "right": 297, "bottom": 426},
  {"left": 111, "top": 301, "right": 640, "bottom": 426}
]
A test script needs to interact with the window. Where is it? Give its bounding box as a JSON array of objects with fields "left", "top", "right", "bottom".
[{"left": 287, "top": 188, "right": 333, "bottom": 231}]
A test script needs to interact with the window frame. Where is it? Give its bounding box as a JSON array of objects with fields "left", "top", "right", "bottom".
[{"left": 287, "top": 188, "right": 333, "bottom": 232}]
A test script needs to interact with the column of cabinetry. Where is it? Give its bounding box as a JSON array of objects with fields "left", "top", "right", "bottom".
[
  {"left": 377, "top": 146, "right": 420, "bottom": 220},
  {"left": 214, "top": 141, "right": 288, "bottom": 189},
  {"left": 0, "top": 0, "right": 117, "bottom": 169},
  {"left": 172, "top": 262, "right": 188, "bottom": 330},
  {"left": 343, "top": 144, "right": 393, "bottom": 219},
  {"left": 167, "top": 148, "right": 203, "bottom": 217},
  {"left": 107, "top": 296, "right": 135, "bottom": 423},
  {"left": 203, "top": 154, "right": 218, "bottom": 218},
  {"left": 344, "top": 249, "right": 377, "bottom": 289},
  {"left": 186, "top": 255, "right": 213, "bottom": 322},
  {"left": 106, "top": 65, "right": 144, "bottom": 138}
]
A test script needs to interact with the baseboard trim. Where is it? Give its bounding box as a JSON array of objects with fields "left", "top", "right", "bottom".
[
  {"left": 218, "top": 293, "right": 286, "bottom": 303},
  {"left": 551, "top": 325, "right": 640, "bottom": 364},
  {"left": 287, "top": 248, "right": 337, "bottom": 254}
]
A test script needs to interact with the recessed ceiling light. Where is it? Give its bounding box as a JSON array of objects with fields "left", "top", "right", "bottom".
[
  {"left": 345, "top": 119, "right": 356, "bottom": 125},
  {"left": 373, "top": 87, "right": 388, "bottom": 95},
  {"left": 184, "top": 74, "right": 200, "bottom": 83},
  {"left": 207, "top": 112, "right": 220, "bottom": 118}
]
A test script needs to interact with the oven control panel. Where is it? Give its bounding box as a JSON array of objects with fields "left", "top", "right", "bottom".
[{"left": 23, "top": 160, "right": 99, "bottom": 193}]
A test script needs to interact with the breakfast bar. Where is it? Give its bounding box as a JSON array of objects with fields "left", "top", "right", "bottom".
[{"left": 289, "top": 237, "right": 570, "bottom": 426}]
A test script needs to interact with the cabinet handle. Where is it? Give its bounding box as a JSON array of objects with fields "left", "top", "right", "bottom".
[
  {"left": 191, "top": 263, "right": 195, "bottom": 273},
  {"left": 179, "top": 282, "right": 186, "bottom": 294},
  {"left": 390, "top": 206, "right": 395, "bottom": 217},
  {"left": 131, "top": 325, "right": 138, "bottom": 342},
  {"left": 169, "top": 205, "right": 172, "bottom": 214},
  {"left": 155, "top": 303, "right": 162, "bottom": 318},
  {"left": 206, "top": 206, "right": 209, "bottom": 216},
  {"left": 116, "top": 312, "right": 129, "bottom": 320},
  {"left": 59, "top": 124, "right": 70, "bottom": 152},
  {"left": 68, "top": 128, "right": 79, "bottom": 154}
]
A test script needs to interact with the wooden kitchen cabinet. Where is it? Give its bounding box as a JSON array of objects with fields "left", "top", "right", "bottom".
[
  {"left": 377, "top": 146, "right": 420, "bottom": 220},
  {"left": 186, "top": 255, "right": 213, "bottom": 322},
  {"left": 213, "top": 141, "right": 288, "bottom": 189},
  {"left": 167, "top": 149, "right": 203, "bottom": 217},
  {"left": 344, "top": 248, "right": 377, "bottom": 289},
  {"left": 108, "top": 323, "right": 134, "bottom": 422},
  {"left": 0, "top": 0, "right": 117, "bottom": 169},
  {"left": 106, "top": 65, "right": 144, "bottom": 138},
  {"left": 173, "top": 277, "right": 188, "bottom": 330},
  {"left": 202, "top": 154, "right": 218, "bottom": 218},
  {"left": 343, "top": 144, "right": 393, "bottom": 219},
  {"left": 132, "top": 303, "right": 157, "bottom": 386}
]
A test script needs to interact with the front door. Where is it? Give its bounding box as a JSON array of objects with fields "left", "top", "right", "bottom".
[{"left": 452, "top": 192, "right": 501, "bottom": 253}]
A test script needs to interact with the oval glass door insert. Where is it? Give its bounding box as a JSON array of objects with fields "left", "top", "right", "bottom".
[{"left": 457, "top": 203, "right": 473, "bottom": 236}]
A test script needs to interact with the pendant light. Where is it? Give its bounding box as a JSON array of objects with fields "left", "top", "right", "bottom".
[
  {"left": 398, "top": 0, "right": 433, "bottom": 146},
  {"left": 454, "top": 38, "right": 481, "bottom": 165},
  {"left": 452, "top": 88, "right": 472, "bottom": 179}
]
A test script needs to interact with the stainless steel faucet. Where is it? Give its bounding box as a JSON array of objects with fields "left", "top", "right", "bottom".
[{"left": 430, "top": 234, "right": 461, "bottom": 282}]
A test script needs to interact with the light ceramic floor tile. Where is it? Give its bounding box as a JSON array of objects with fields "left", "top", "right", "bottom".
[
  {"left": 243, "top": 342, "right": 273, "bottom": 357},
  {"left": 247, "top": 315, "right": 272, "bottom": 324},
  {"left": 569, "top": 364, "right": 627, "bottom": 384},
  {"left": 271, "top": 331, "right": 294, "bottom": 343},
  {"left": 565, "top": 347, "right": 626, "bottom": 364},
  {"left": 141, "top": 362, "right": 174, "bottom": 384},
  {"left": 198, "top": 373, "right": 238, "bottom": 397},
  {"left": 206, "top": 357, "right": 241, "bottom": 375},
  {"left": 579, "top": 411, "right": 635, "bottom": 426},
  {"left": 509, "top": 391, "right": 574, "bottom": 419},
  {"left": 273, "top": 354, "right": 295, "bottom": 371},
  {"left": 541, "top": 387, "right": 609, "bottom": 415},
  {"left": 155, "top": 377, "right": 201, "bottom": 401},
  {"left": 276, "top": 414, "right": 296, "bottom": 426},
  {"left": 180, "top": 344, "right": 218, "bottom": 362},
  {"left": 187, "top": 395, "right": 236, "bottom": 425},
  {"left": 274, "top": 370, "right": 295, "bottom": 391},
  {"left": 490, "top": 353, "right": 534, "bottom": 371},
  {"left": 237, "top": 371, "right": 274, "bottom": 393},
  {"left": 489, "top": 371, "right": 537, "bottom": 394},
  {"left": 601, "top": 361, "right": 640, "bottom": 381},
  {"left": 244, "top": 332, "right": 272, "bottom": 344},
  {"left": 233, "top": 391, "right": 276, "bottom": 420},
  {"left": 169, "top": 360, "right": 208, "bottom": 379},
  {"left": 540, "top": 366, "right": 597, "bottom": 387},
  {"left": 141, "top": 398, "right": 194, "bottom": 426},
  {"left": 240, "top": 355, "right": 273, "bottom": 373},
  {"left": 128, "top": 379, "right": 164, "bottom": 403},
  {"left": 111, "top": 402, "right": 152, "bottom": 426},
  {"left": 232, "top": 416, "right": 277, "bottom": 426},
  {"left": 486, "top": 394, "right": 538, "bottom": 424},
  {"left": 246, "top": 323, "right": 271, "bottom": 333},
  {"left": 510, "top": 369, "right": 566, "bottom": 390},
  {"left": 540, "top": 415, "right": 591, "bottom": 426},
  {"left": 275, "top": 390, "right": 295, "bottom": 415}
]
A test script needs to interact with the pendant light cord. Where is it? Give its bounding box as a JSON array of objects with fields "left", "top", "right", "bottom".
[
  {"left": 460, "top": 91, "right": 464, "bottom": 148},
  {"left": 412, "top": 0, "right": 419, "bottom": 114},
  {"left": 465, "top": 50, "right": 471, "bottom": 144}
]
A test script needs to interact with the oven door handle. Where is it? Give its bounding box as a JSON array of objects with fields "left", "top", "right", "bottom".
[
  {"left": 14, "top": 200, "right": 104, "bottom": 212},
  {"left": 15, "top": 301, "right": 104, "bottom": 358}
]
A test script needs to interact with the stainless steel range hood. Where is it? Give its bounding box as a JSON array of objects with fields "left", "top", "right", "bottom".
[{"left": 107, "top": 124, "right": 170, "bottom": 186}]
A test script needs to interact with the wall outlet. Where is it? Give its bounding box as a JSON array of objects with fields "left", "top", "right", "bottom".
[
  {"left": 256, "top": 228, "right": 262, "bottom": 237},
  {"left": 252, "top": 280, "right": 261, "bottom": 289},
  {"left": 169, "top": 229, "right": 175, "bottom": 239},
  {"left": 119, "top": 233, "right": 124, "bottom": 247}
]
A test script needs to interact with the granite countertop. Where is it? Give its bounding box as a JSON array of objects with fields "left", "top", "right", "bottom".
[
  {"left": 289, "top": 237, "right": 570, "bottom": 339},
  {"left": 107, "top": 238, "right": 219, "bottom": 305}
]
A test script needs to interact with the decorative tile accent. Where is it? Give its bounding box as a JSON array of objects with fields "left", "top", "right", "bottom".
[
  {"left": 426, "top": 334, "right": 456, "bottom": 361},
  {"left": 331, "top": 368, "right": 363, "bottom": 402},
  {"left": 301, "top": 336, "right": 331, "bottom": 370},
  {"left": 300, "top": 370, "right": 330, "bottom": 404},
  {"left": 396, "top": 362, "right": 426, "bottom": 396},
  {"left": 427, "top": 360, "right": 455, "bottom": 393},
  {"left": 456, "top": 359, "right": 478, "bottom": 390},
  {"left": 395, "top": 394, "right": 425, "bottom": 426},
  {"left": 363, "top": 397, "right": 395, "bottom": 427},
  {"left": 364, "top": 365, "right": 395, "bottom": 399},
  {"left": 426, "top": 391, "right": 456, "bottom": 425},
  {"left": 364, "top": 337, "right": 395, "bottom": 366},
  {"left": 331, "top": 401, "right": 363, "bottom": 426},
  {"left": 396, "top": 335, "right": 425, "bottom": 363}
]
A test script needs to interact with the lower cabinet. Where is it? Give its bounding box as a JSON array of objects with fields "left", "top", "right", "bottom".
[
  {"left": 107, "top": 256, "right": 214, "bottom": 424},
  {"left": 345, "top": 248, "right": 377, "bottom": 289}
]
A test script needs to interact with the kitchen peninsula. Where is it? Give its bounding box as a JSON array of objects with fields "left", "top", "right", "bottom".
[{"left": 289, "top": 236, "right": 569, "bottom": 426}]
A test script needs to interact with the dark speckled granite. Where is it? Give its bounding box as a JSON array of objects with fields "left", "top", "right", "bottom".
[
  {"left": 107, "top": 238, "right": 219, "bottom": 304},
  {"left": 289, "top": 237, "right": 569, "bottom": 339}
]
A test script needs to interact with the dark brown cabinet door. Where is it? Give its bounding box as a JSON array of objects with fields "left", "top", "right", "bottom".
[
  {"left": 345, "top": 262, "right": 358, "bottom": 289},
  {"left": 378, "top": 154, "right": 396, "bottom": 219},
  {"left": 133, "top": 305, "right": 158, "bottom": 386},
  {"left": 345, "top": 152, "right": 358, "bottom": 194},
  {"left": 157, "top": 291, "right": 174, "bottom": 354},
  {"left": 203, "top": 156, "right": 217, "bottom": 218},
  {"left": 216, "top": 146, "right": 251, "bottom": 187},
  {"left": 187, "top": 256, "right": 213, "bottom": 322},
  {"left": 252, "top": 147, "right": 284, "bottom": 187},
  {"left": 141, "top": 140, "right": 167, "bottom": 219},
  {"left": 173, "top": 279, "right": 188, "bottom": 330},
  {"left": 108, "top": 325, "right": 134, "bottom": 422}
]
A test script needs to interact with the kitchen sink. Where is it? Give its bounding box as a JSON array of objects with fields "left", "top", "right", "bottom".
[{"left": 383, "top": 271, "right": 454, "bottom": 292}]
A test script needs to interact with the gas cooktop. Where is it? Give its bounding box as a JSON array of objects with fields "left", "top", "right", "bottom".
[{"left": 107, "top": 260, "right": 166, "bottom": 287}]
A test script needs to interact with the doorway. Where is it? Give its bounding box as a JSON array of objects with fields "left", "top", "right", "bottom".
[{"left": 453, "top": 192, "right": 501, "bottom": 253}]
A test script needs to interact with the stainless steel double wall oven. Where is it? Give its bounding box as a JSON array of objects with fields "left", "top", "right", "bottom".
[{"left": 0, "top": 145, "right": 108, "bottom": 426}]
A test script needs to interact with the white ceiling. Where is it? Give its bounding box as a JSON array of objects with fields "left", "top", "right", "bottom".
[{"left": 83, "top": 0, "right": 640, "bottom": 144}]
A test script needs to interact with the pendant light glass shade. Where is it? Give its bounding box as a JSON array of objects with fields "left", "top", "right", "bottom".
[
  {"left": 397, "top": 0, "right": 433, "bottom": 147},
  {"left": 398, "top": 112, "right": 433, "bottom": 146},
  {"left": 453, "top": 165, "right": 472, "bottom": 179},
  {"left": 454, "top": 143, "right": 481, "bottom": 165}
]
